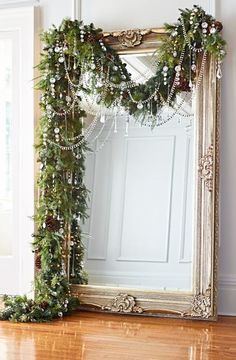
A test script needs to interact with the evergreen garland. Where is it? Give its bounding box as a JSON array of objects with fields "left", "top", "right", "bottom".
[{"left": 0, "top": 5, "right": 226, "bottom": 322}]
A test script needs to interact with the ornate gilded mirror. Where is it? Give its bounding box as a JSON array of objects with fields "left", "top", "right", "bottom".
[
  {"left": 70, "top": 28, "right": 220, "bottom": 319},
  {"left": 0, "top": 6, "right": 225, "bottom": 323}
]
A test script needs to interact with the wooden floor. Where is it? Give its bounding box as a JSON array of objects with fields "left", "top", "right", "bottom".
[{"left": 0, "top": 312, "right": 236, "bottom": 360}]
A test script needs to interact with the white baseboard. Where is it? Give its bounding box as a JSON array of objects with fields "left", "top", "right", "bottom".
[{"left": 218, "top": 275, "right": 236, "bottom": 315}]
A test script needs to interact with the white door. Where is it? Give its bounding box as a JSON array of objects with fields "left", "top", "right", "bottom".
[
  {"left": 0, "top": 7, "right": 36, "bottom": 295},
  {"left": 83, "top": 114, "right": 195, "bottom": 291}
]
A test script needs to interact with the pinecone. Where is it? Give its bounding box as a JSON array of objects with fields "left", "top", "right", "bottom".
[
  {"left": 106, "top": 53, "right": 114, "bottom": 61},
  {"left": 35, "top": 252, "right": 41, "bottom": 270},
  {"left": 121, "top": 91, "right": 129, "bottom": 100},
  {"left": 45, "top": 215, "right": 60, "bottom": 232},
  {"left": 39, "top": 301, "right": 49, "bottom": 310}
]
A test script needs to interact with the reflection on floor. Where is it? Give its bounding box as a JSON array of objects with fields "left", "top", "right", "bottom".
[{"left": 0, "top": 312, "right": 236, "bottom": 359}]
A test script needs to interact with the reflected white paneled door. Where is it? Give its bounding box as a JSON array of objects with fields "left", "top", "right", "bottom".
[
  {"left": 83, "top": 115, "right": 195, "bottom": 291},
  {"left": 0, "top": 7, "right": 36, "bottom": 295}
]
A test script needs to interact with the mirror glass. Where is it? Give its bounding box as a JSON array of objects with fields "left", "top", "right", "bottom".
[
  {"left": 79, "top": 52, "right": 195, "bottom": 292},
  {"left": 0, "top": 37, "right": 13, "bottom": 257}
]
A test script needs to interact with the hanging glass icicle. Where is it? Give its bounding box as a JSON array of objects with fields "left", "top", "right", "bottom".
[
  {"left": 100, "top": 113, "right": 106, "bottom": 123},
  {"left": 189, "top": 48, "right": 193, "bottom": 89},
  {"left": 216, "top": 58, "right": 223, "bottom": 79},
  {"left": 71, "top": 245, "right": 76, "bottom": 278},
  {"left": 73, "top": 39, "right": 77, "bottom": 70},
  {"left": 191, "top": 49, "right": 197, "bottom": 73},
  {"left": 125, "top": 116, "right": 129, "bottom": 137},
  {"left": 114, "top": 111, "right": 118, "bottom": 133},
  {"left": 73, "top": 57, "right": 77, "bottom": 70}
]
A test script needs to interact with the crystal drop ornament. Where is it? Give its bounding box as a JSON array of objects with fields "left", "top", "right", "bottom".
[
  {"left": 216, "top": 65, "right": 222, "bottom": 79},
  {"left": 100, "top": 115, "right": 105, "bottom": 123}
]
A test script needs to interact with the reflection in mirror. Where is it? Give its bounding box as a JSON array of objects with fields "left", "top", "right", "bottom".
[
  {"left": 0, "top": 38, "right": 13, "bottom": 257},
  {"left": 77, "top": 52, "right": 195, "bottom": 292}
]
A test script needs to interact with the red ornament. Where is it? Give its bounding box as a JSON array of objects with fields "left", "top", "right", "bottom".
[{"left": 39, "top": 301, "right": 49, "bottom": 310}]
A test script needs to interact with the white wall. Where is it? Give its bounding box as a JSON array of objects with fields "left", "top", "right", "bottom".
[
  {"left": 215, "top": 0, "right": 236, "bottom": 315},
  {"left": 82, "top": 0, "right": 215, "bottom": 30},
  {"left": 1, "top": 0, "right": 235, "bottom": 315},
  {"left": 39, "top": 0, "right": 77, "bottom": 29},
  {"left": 0, "top": 1, "right": 80, "bottom": 28}
]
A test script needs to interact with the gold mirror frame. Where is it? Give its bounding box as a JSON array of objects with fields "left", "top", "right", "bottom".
[{"left": 70, "top": 28, "right": 220, "bottom": 320}]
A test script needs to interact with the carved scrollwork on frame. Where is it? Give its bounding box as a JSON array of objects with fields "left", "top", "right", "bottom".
[
  {"left": 191, "top": 295, "right": 211, "bottom": 318},
  {"left": 110, "top": 29, "right": 151, "bottom": 48},
  {"left": 199, "top": 145, "right": 214, "bottom": 192},
  {"left": 102, "top": 294, "right": 144, "bottom": 314},
  {"left": 183, "top": 288, "right": 212, "bottom": 319}
]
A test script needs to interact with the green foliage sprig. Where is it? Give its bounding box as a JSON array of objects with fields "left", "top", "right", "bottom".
[{"left": 0, "top": 5, "right": 226, "bottom": 322}]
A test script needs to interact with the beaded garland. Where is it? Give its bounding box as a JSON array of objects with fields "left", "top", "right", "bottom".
[{"left": 0, "top": 5, "right": 226, "bottom": 322}]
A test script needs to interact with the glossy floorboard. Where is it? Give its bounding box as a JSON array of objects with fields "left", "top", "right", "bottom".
[{"left": 0, "top": 312, "right": 236, "bottom": 360}]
